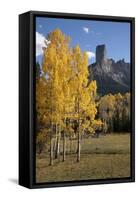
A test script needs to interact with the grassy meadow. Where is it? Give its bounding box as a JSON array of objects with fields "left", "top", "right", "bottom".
[{"left": 36, "top": 133, "right": 130, "bottom": 183}]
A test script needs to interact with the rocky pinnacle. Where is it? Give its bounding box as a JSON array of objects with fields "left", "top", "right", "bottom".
[{"left": 96, "top": 44, "right": 107, "bottom": 65}]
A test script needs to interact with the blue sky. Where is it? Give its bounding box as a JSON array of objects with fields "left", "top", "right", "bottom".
[{"left": 36, "top": 17, "right": 130, "bottom": 65}]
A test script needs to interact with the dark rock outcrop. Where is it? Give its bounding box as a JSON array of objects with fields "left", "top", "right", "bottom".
[
  {"left": 88, "top": 44, "right": 130, "bottom": 95},
  {"left": 96, "top": 44, "right": 107, "bottom": 65}
]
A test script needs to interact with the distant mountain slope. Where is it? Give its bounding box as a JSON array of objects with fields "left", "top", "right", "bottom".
[{"left": 88, "top": 44, "right": 130, "bottom": 95}]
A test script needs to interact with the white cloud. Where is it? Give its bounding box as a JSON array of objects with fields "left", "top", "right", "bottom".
[
  {"left": 36, "top": 32, "right": 45, "bottom": 56},
  {"left": 36, "top": 32, "right": 50, "bottom": 57},
  {"left": 83, "top": 27, "right": 89, "bottom": 33},
  {"left": 86, "top": 51, "right": 95, "bottom": 60}
]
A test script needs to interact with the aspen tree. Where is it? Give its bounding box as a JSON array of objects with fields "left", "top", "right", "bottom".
[{"left": 42, "top": 29, "right": 71, "bottom": 162}]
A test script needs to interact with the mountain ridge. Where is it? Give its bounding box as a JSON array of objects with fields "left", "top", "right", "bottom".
[{"left": 88, "top": 44, "right": 130, "bottom": 95}]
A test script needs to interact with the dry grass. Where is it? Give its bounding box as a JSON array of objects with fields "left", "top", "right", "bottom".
[{"left": 36, "top": 133, "right": 130, "bottom": 183}]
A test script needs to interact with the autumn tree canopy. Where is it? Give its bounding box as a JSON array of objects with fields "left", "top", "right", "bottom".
[{"left": 36, "top": 29, "right": 102, "bottom": 164}]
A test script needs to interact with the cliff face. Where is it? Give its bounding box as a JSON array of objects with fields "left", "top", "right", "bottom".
[{"left": 88, "top": 44, "right": 130, "bottom": 95}]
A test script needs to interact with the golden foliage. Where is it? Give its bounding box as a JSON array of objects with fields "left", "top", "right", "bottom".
[{"left": 36, "top": 28, "right": 101, "bottom": 140}]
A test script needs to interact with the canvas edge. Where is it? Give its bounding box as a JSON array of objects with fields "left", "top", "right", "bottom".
[{"left": 19, "top": 10, "right": 135, "bottom": 189}]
